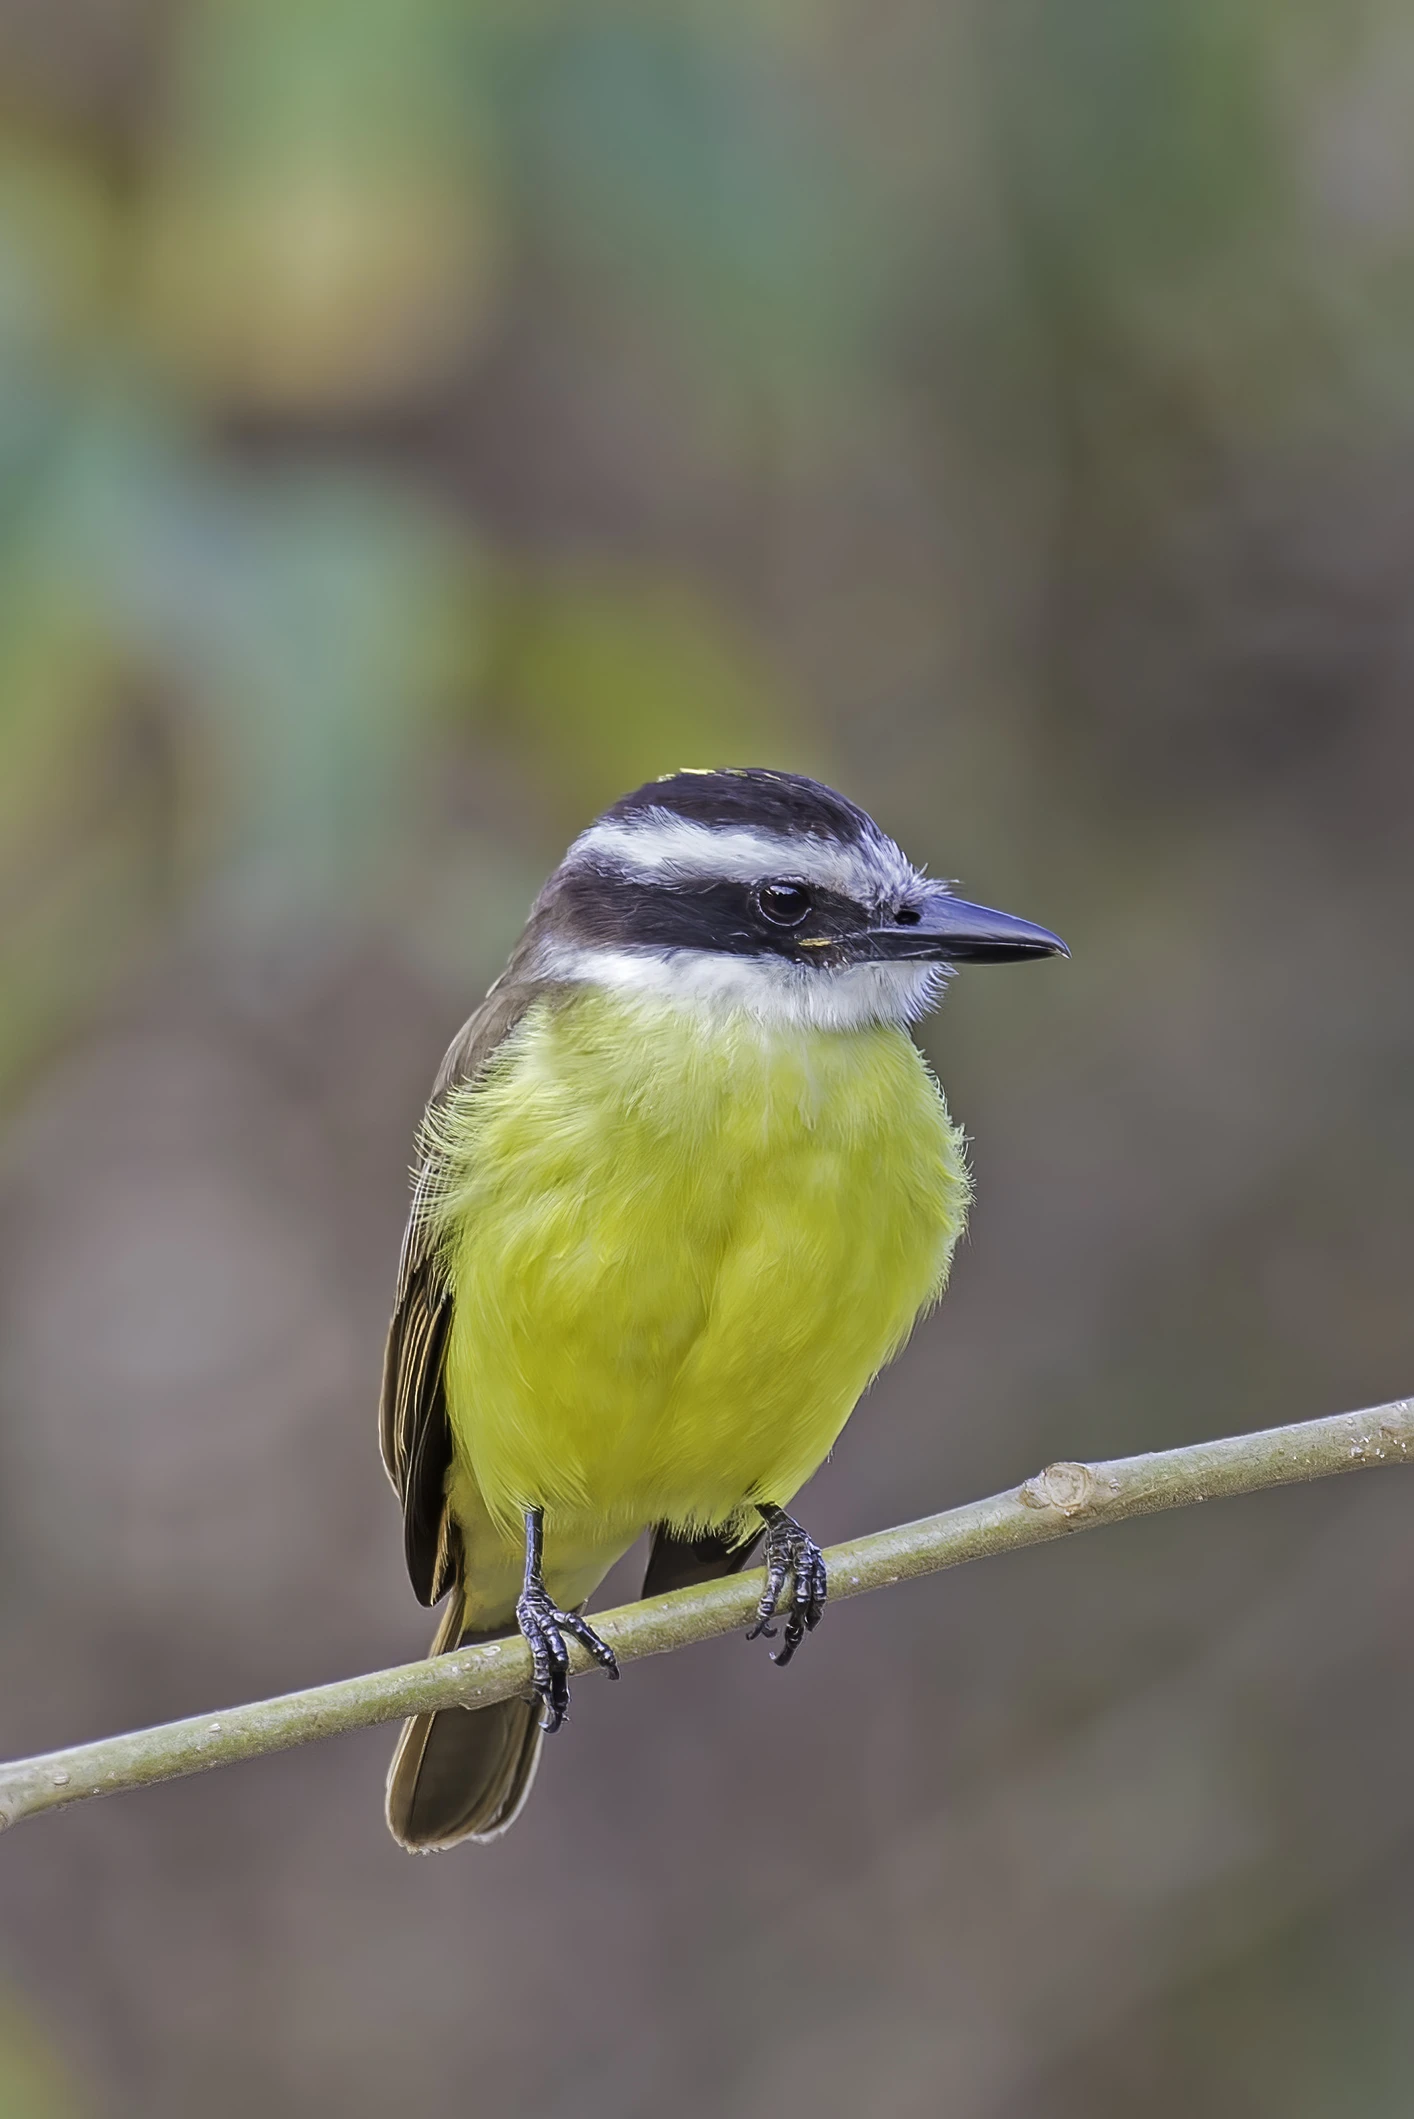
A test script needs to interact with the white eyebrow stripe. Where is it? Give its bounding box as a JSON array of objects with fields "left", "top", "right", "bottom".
[{"left": 568, "top": 814, "right": 912, "bottom": 902}]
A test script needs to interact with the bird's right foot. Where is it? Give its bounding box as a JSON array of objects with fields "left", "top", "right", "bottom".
[{"left": 516, "top": 1507, "right": 619, "bottom": 1732}]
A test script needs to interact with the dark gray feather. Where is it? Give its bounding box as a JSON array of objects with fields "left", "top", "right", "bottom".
[{"left": 642, "top": 1522, "right": 765, "bottom": 1598}]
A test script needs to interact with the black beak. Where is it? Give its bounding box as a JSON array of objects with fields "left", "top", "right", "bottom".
[{"left": 859, "top": 886, "right": 1069, "bottom": 966}]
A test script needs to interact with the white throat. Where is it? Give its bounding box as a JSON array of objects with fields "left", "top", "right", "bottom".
[{"left": 534, "top": 940, "right": 944, "bottom": 1032}]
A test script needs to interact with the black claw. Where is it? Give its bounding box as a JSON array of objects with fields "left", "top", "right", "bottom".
[
  {"left": 560, "top": 1607, "right": 621, "bottom": 1679},
  {"left": 746, "top": 1506, "right": 828, "bottom": 1667},
  {"left": 515, "top": 1583, "right": 618, "bottom": 1730},
  {"left": 516, "top": 1507, "right": 619, "bottom": 1731}
]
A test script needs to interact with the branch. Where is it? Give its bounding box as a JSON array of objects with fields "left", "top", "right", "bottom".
[{"left": 1, "top": 1395, "right": 1410, "bottom": 1834}]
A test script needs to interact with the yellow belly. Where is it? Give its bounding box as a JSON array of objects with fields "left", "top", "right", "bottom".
[{"left": 430, "top": 988, "right": 968, "bottom": 1570}]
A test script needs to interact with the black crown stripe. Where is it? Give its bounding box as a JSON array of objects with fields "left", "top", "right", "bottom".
[{"left": 604, "top": 768, "right": 881, "bottom": 849}]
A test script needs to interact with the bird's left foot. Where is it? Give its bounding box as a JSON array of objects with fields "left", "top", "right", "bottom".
[{"left": 746, "top": 1504, "right": 827, "bottom": 1667}]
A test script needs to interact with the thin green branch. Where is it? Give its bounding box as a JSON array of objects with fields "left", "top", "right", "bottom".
[{"left": 1, "top": 1395, "right": 1409, "bottom": 1833}]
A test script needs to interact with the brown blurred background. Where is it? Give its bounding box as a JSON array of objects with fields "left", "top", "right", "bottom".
[{"left": 0, "top": 1, "right": 1412, "bottom": 2112}]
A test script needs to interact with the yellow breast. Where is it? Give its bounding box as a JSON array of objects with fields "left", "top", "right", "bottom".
[{"left": 429, "top": 988, "right": 969, "bottom": 1545}]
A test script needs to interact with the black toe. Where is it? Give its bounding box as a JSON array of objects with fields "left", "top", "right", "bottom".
[
  {"left": 515, "top": 1586, "right": 617, "bottom": 1730},
  {"left": 747, "top": 1506, "right": 828, "bottom": 1667}
]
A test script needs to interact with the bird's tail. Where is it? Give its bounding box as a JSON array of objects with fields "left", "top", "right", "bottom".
[{"left": 385, "top": 1592, "right": 542, "bottom": 1852}]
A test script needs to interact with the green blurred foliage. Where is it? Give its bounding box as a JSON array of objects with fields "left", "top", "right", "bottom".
[
  {"left": 143, "top": 0, "right": 499, "bottom": 409},
  {"left": 503, "top": 18, "right": 873, "bottom": 406},
  {"left": 477, "top": 562, "right": 811, "bottom": 828},
  {"left": 0, "top": 0, "right": 867, "bottom": 1071}
]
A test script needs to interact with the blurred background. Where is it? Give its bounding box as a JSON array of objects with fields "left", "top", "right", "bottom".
[{"left": 0, "top": 0, "right": 1411, "bottom": 2112}]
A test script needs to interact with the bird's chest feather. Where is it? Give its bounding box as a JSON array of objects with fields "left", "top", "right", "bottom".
[{"left": 432, "top": 990, "right": 969, "bottom": 1536}]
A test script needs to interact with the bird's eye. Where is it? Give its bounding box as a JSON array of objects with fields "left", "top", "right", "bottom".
[{"left": 756, "top": 881, "right": 812, "bottom": 928}]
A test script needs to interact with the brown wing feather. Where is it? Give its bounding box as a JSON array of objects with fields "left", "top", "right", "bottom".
[{"left": 379, "top": 970, "right": 548, "bottom": 1607}]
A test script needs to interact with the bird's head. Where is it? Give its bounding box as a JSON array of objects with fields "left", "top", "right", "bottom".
[{"left": 525, "top": 768, "right": 1067, "bottom": 1031}]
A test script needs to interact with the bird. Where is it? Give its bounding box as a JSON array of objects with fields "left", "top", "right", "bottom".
[{"left": 380, "top": 767, "right": 1066, "bottom": 1850}]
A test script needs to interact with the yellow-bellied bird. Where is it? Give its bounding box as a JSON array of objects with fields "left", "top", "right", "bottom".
[{"left": 380, "top": 769, "right": 1066, "bottom": 1849}]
